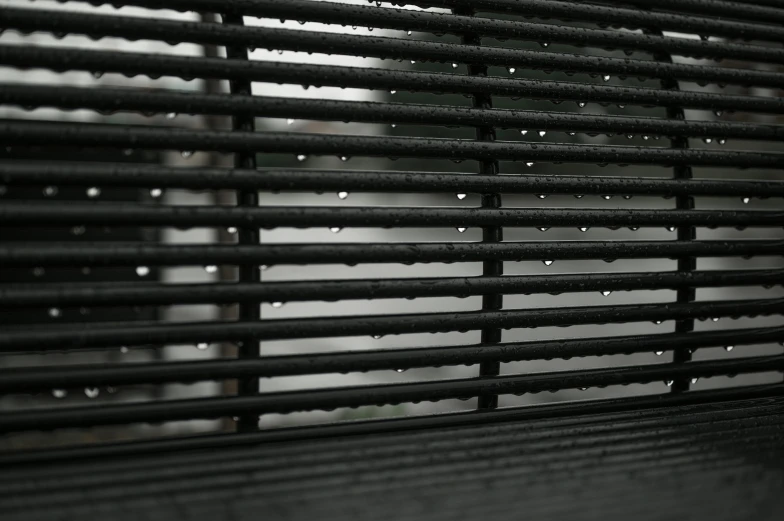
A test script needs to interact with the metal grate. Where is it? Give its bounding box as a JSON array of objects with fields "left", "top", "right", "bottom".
[{"left": 1, "top": 0, "right": 784, "bottom": 462}]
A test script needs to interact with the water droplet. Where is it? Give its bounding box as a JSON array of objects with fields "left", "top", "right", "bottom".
[
  {"left": 690, "top": 377, "right": 699, "bottom": 384},
  {"left": 574, "top": 194, "right": 584, "bottom": 199},
  {"left": 86, "top": 186, "right": 101, "bottom": 198},
  {"left": 204, "top": 265, "right": 218, "bottom": 274},
  {"left": 372, "top": 334, "right": 384, "bottom": 339},
  {"left": 395, "top": 368, "right": 407, "bottom": 373},
  {"left": 150, "top": 188, "right": 163, "bottom": 199},
  {"left": 136, "top": 266, "right": 150, "bottom": 277},
  {"left": 456, "top": 227, "right": 468, "bottom": 233},
  {"left": 742, "top": 197, "right": 750, "bottom": 204},
  {"left": 260, "top": 265, "right": 269, "bottom": 271},
  {"left": 655, "top": 351, "right": 664, "bottom": 356},
  {"left": 165, "top": 112, "right": 177, "bottom": 120},
  {"left": 665, "top": 380, "right": 674, "bottom": 387},
  {"left": 339, "top": 156, "right": 350, "bottom": 162},
  {"left": 92, "top": 71, "right": 104, "bottom": 79},
  {"left": 540, "top": 42, "right": 549, "bottom": 47},
  {"left": 578, "top": 227, "right": 589, "bottom": 232},
  {"left": 286, "top": 118, "right": 295, "bottom": 125},
  {"left": 525, "top": 161, "right": 535, "bottom": 167},
  {"left": 536, "top": 194, "right": 547, "bottom": 199},
  {"left": 52, "top": 389, "right": 67, "bottom": 399},
  {"left": 601, "top": 290, "right": 612, "bottom": 297},
  {"left": 579, "top": 387, "right": 588, "bottom": 391},
  {"left": 507, "top": 67, "right": 516, "bottom": 74},
  {"left": 542, "top": 260, "right": 554, "bottom": 266},
  {"left": 642, "top": 135, "right": 649, "bottom": 141},
  {"left": 714, "top": 110, "right": 723, "bottom": 117},
  {"left": 85, "top": 387, "right": 100, "bottom": 398},
  {"left": 654, "top": 320, "right": 663, "bottom": 325},
  {"left": 390, "top": 123, "right": 396, "bottom": 128},
  {"left": 602, "top": 75, "right": 611, "bottom": 82},
  {"left": 623, "top": 195, "right": 633, "bottom": 200},
  {"left": 181, "top": 150, "right": 194, "bottom": 159},
  {"left": 711, "top": 317, "right": 720, "bottom": 322},
  {"left": 390, "top": 90, "right": 397, "bottom": 94},
  {"left": 451, "top": 63, "right": 458, "bottom": 69},
  {"left": 329, "top": 226, "right": 342, "bottom": 233},
  {"left": 407, "top": 31, "right": 412, "bottom": 36},
  {"left": 520, "top": 130, "right": 528, "bottom": 136},
  {"left": 43, "top": 186, "right": 58, "bottom": 197},
  {"left": 410, "top": 60, "right": 416, "bottom": 65},
  {"left": 337, "top": 191, "right": 349, "bottom": 199},
  {"left": 456, "top": 193, "right": 467, "bottom": 200},
  {"left": 537, "top": 227, "right": 549, "bottom": 232},
  {"left": 196, "top": 342, "right": 209, "bottom": 350},
  {"left": 120, "top": 346, "right": 129, "bottom": 354},
  {"left": 601, "top": 195, "right": 612, "bottom": 200},
  {"left": 718, "top": 138, "right": 726, "bottom": 145},
  {"left": 538, "top": 130, "right": 547, "bottom": 137},
  {"left": 577, "top": 101, "right": 586, "bottom": 108},
  {"left": 296, "top": 154, "right": 308, "bottom": 162},
  {"left": 702, "top": 137, "right": 713, "bottom": 144},
  {"left": 724, "top": 345, "right": 734, "bottom": 352},
  {"left": 666, "top": 226, "right": 676, "bottom": 232},
  {"left": 48, "top": 307, "right": 61, "bottom": 318},
  {"left": 271, "top": 301, "right": 284, "bottom": 308},
  {"left": 626, "top": 134, "right": 634, "bottom": 139}
]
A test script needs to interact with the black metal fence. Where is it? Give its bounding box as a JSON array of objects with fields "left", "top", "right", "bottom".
[{"left": 1, "top": 0, "right": 783, "bottom": 462}]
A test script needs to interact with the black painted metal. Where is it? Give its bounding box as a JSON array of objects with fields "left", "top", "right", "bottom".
[{"left": 0, "top": 5, "right": 783, "bottom": 511}]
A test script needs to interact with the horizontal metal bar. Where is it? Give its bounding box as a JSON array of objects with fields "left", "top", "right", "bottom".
[
  {"left": 1, "top": 355, "right": 781, "bottom": 432},
  {"left": 0, "top": 298, "right": 781, "bottom": 349},
  {"left": 1, "top": 240, "right": 780, "bottom": 267},
  {"left": 3, "top": 14, "right": 784, "bottom": 90},
  {"left": 1, "top": 326, "right": 781, "bottom": 393},
  {"left": 402, "top": 0, "right": 784, "bottom": 40},
  {"left": 593, "top": 0, "right": 784, "bottom": 25},
  {"left": 4, "top": 163, "right": 784, "bottom": 197},
  {"left": 38, "top": 0, "right": 784, "bottom": 45},
  {"left": 2, "top": 383, "right": 781, "bottom": 467},
  {"left": 4, "top": 120, "right": 784, "bottom": 167},
  {"left": 3, "top": 85, "right": 783, "bottom": 142},
  {"left": 2, "top": 45, "right": 782, "bottom": 114},
  {"left": 6, "top": 2, "right": 784, "bottom": 66},
  {"left": 4, "top": 203, "right": 781, "bottom": 228},
  {"left": 2, "top": 270, "right": 780, "bottom": 307}
]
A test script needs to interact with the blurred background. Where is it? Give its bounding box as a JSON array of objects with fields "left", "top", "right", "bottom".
[{"left": 1, "top": 0, "right": 783, "bottom": 450}]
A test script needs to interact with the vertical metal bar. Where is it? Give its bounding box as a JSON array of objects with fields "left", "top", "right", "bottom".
[
  {"left": 221, "top": 12, "right": 261, "bottom": 430},
  {"left": 649, "top": 29, "right": 695, "bottom": 393},
  {"left": 453, "top": 7, "right": 503, "bottom": 409}
]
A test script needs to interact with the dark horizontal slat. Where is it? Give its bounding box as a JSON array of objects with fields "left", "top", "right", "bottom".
[
  {"left": 1, "top": 240, "right": 780, "bottom": 267},
  {"left": 4, "top": 203, "right": 781, "bottom": 228},
  {"left": 3, "top": 85, "right": 783, "bottom": 142},
  {"left": 3, "top": 45, "right": 783, "bottom": 114},
  {"left": 6, "top": 2, "right": 784, "bottom": 66},
  {"left": 595, "top": 0, "right": 784, "bottom": 25},
  {"left": 1, "top": 383, "right": 781, "bottom": 467},
  {"left": 4, "top": 120, "right": 784, "bottom": 168},
  {"left": 1, "top": 327, "right": 781, "bottom": 393},
  {"left": 45, "top": 0, "right": 784, "bottom": 44},
  {"left": 1, "top": 270, "right": 780, "bottom": 307},
  {"left": 3, "top": 15, "right": 784, "bottom": 89},
  {"left": 0, "top": 297, "right": 781, "bottom": 349},
  {"left": 4, "top": 163, "right": 784, "bottom": 197},
  {"left": 0, "top": 355, "right": 781, "bottom": 432}
]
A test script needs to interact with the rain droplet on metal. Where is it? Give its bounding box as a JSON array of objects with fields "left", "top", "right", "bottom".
[
  {"left": 600, "top": 290, "right": 612, "bottom": 297},
  {"left": 52, "top": 389, "right": 67, "bottom": 399},
  {"left": 456, "top": 227, "right": 468, "bottom": 233},
  {"left": 85, "top": 387, "right": 100, "bottom": 398},
  {"left": 136, "top": 266, "right": 150, "bottom": 277},
  {"left": 87, "top": 187, "right": 100, "bottom": 198},
  {"left": 337, "top": 191, "right": 349, "bottom": 199},
  {"left": 286, "top": 118, "right": 295, "bottom": 125},
  {"left": 578, "top": 227, "right": 589, "bottom": 232},
  {"left": 542, "top": 259, "right": 554, "bottom": 266},
  {"left": 271, "top": 301, "right": 284, "bottom": 308},
  {"left": 538, "top": 130, "right": 547, "bottom": 137},
  {"left": 150, "top": 188, "right": 163, "bottom": 199},
  {"left": 196, "top": 342, "right": 209, "bottom": 350},
  {"left": 520, "top": 130, "right": 528, "bottom": 136},
  {"left": 602, "top": 75, "right": 611, "bottom": 82},
  {"left": 655, "top": 351, "right": 664, "bottom": 356},
  {"left": 724, "top": 345, "right": 734, "bottom": 352},
  {"left": 204, "top": 265, "right": 218, "bottom": 274},
  {"left": 165, "top": 112, "right": 177, "bottom": 120},
  {"left": 329, "top": 226, "right": 342, "bottom": 233},
  {"left": 665, "top": 380, "right": 674, "bottom": 387},
  {"left": 456, "top": 193, "right": 467, "bottom": 200},
  {"left": 181, "top": 150, "right": 194, "bottom": 158},
  {"left": 536, "top": 194, "right": 547, "bottom": 199},
  {"left": 525, "top": 161, "right": 535, "bottom": 167},
  {"left": 742, "top": 197, "right": 750, "bottom": 204},
  {"left": 296, "top": 154, "right": 308, "bottom": 162},
  {"left": 48, "top": 307, "right": 61, "bottom": 318}
]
